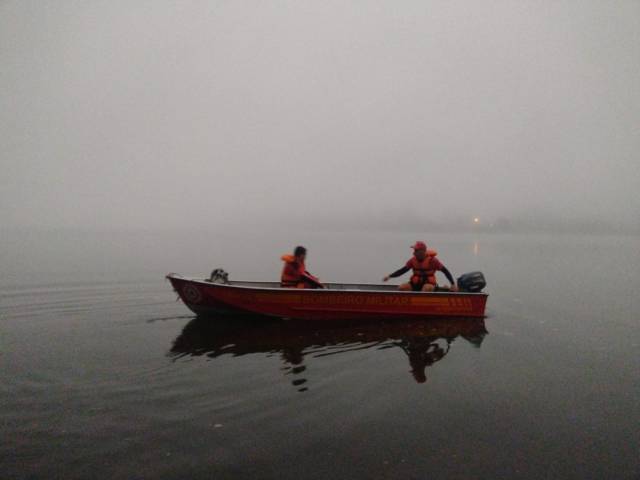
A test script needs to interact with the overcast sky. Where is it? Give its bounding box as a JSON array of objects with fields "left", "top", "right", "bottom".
[{"left": 1, "top": 0, "right": 638, "bottom": 231}]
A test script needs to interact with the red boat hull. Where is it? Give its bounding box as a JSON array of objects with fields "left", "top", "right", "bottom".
[{"left": 167, "top": 274, "right": 488, "bottom": 320}]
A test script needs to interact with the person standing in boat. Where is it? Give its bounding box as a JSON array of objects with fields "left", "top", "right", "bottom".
[
  {"left": 281, "top": 246, "right": 324, "bottom": 289},
  {"left": 382, "top": 241, "right": 457, "bottom": 292}
]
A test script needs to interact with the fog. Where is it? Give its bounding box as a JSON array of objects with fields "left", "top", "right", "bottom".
[{"left": 2, "top": 1, "right": 639, "bottom": 233}]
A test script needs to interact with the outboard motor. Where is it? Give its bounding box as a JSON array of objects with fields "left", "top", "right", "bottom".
[
  {"left": 208, "top": 268, "right": 229, "bottom": 284},
  {"left": 457, "top": 271, "right": 486, "bottom": 292}
]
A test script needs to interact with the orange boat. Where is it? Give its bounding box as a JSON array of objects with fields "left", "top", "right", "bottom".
[{"left": 166, "top": 273, "right": 488, "bottom": 320}]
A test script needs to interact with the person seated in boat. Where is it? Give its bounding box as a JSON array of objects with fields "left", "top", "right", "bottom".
[
  {"left": 382, "top": 241, "right": 457, "bottom": 292},
  {"left": 281, "top": 246, "right": 324, "bottom": 289}
]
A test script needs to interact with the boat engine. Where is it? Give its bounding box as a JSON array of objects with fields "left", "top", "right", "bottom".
[
  {"left": 208, "top": 268, "right": 229, "bottom": 284},
  {"left": 457, "top": 271, "right": 486, "bottom": 292}
]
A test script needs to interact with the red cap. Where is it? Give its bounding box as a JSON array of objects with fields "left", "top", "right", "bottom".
[{"left": 411, "top": 241, "right": 427, "bottom": 250}]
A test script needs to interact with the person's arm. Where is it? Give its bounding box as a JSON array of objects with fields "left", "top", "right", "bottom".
[
  {"left": 441, "top": 266, "right": 454, "bottom": 285},
  {"left": 304, "top": 270, "right": 319, "bottom": 281},
  {"left": 440, "top": 265, "right": 457, "bottom": 290},
  {"left": 303, "top": 270, "right": 324, "bottom": 288},
  {"left": 383, "top": 265, "right": 410, "bottom": 281}
]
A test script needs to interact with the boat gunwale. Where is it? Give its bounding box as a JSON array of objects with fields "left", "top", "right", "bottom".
[{"left": 166, "top": 274, "right": 489, "bottom": 297}]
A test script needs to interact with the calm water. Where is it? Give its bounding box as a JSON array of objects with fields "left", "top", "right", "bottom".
[{"left": 1, "top": 232, "right": 639, "bottom": 479}]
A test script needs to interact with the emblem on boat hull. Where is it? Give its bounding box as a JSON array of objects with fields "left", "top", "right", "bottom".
[{"left": 182, "top": 284, "right": 203, "bottom": 304}]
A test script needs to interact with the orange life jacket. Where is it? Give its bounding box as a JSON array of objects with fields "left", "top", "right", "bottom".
[
  {"left": 281, "top": 254, "right": 305, "bottom": 288},
  {"left": 408, "top": 249, "right": 438, "bottom": 286}
]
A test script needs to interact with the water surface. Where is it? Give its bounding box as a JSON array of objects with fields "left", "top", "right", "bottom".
[{"left": 1, "top": 232, "right": 638, "bottom": 479}]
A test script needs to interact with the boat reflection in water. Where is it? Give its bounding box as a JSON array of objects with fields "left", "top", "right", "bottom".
[{"left": 169, "top": 316, "right": 488, "bottom": 390}]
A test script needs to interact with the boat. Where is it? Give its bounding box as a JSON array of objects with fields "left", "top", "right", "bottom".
[{"left": 166, "top": 273, "right": 488, "bottom": 320}]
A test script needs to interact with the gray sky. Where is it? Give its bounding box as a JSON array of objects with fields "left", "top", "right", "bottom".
[{"left": 2, "top": 0, "right": 639, "bottom": 231}]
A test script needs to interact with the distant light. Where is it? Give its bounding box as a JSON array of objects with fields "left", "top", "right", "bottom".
[{"left": 473, "top": 217, "right": 480, "bottom": 224}]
